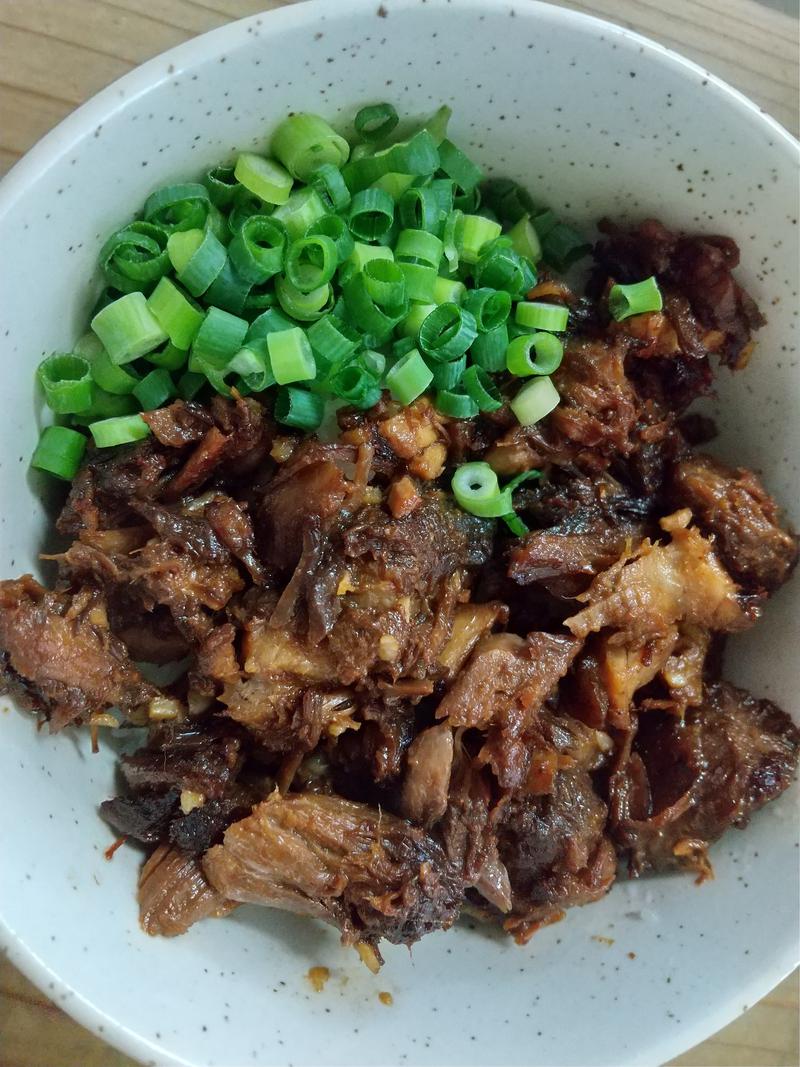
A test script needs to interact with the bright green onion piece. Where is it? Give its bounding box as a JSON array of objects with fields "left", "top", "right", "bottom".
[
  {"left": 418, "top": 303, "right": 478, "bottom": 363},
  {"left": 144, "top": 183, "right": 209, "bottom": 233},
  {"left": 275, "top": 276, "right": 333, "bottom": 321},
  {"left": 385, "top": 348, "right": 433, "bottom": 405},
  {"left": 456, "top": 214, "right": 502, "bottom": 265},
  {"left": 362, "top": 258, "right": 406, "bottom": 308},
  {"left": 510, "top": 376, "right": 560, "bottom": 426},
  {"left": 177, "top": 370, "right": 205, "bottom": 401},
  {"left": 204, "top": 164, "right": 239, "bottom": 208},
  {"left": 192, "top": 307, "right": 249, "bottom": 370},
  {"left": 272, "top": 113, "right": 350, "bottom": 182},
  {"left": 166, "top": 227, "right": 226, "bottom": 296},
  {"left": 608, "top": 276, "right": 664, "bottom": 321},
  {"left": 133, "top": 368, "right": 177, "bottom": 411},
  {"left": 432, "top": 276, "right": 466, "bottom": 305},
  {"left": 451, "top": 462, "right": 512, "bottom": 518},
  {"left": 508, "top": 214, "right": 543, "bottom": 264},
  {"left": 272, "top": 187, "right": 328, "bottom": 241},
  {"left": 399, "top": 262, "right": 437, "bottom": 302},
  {"left": 204, "top": 259, "right": 252, "bottom": 315},
  {"left": 372, "top": 173, "right": 416, "bottom": 200},
  {"left": 247, "top": 307, "right": 295, "bottom": 341},
  {"left": 146, "top": 342, "right": 187, "bottom": 371},
  {"left": 348, "top": 242, "right": 393, "bottom": 273},
  {"left": 234, "top": 152, "right": 293, "bottom": 205},
  {"left": 436, "top": 389, "right": 478, "bottom": 419},
  {"left": 328, "top": 360, "right": 380, "bottom": 408},
  {"left": 228, "top": 339, "right": 275, "bottom": 392},
  {"left": 37, "top": 354, "right": 93, "bottom": 414},
  {"left": 310, "top": 163, "right": 351, "bottom": 213},
  {"left": 474, "top": 238, "right": 536, "bottom": 299},
  {"left": 541, "top": 222, "right": 591, "bottom": 271},
  {"left": 463, "top": 287, "right": 511, "bottom": 332},
  {"left": 503, "top": 513, "right": 529, "bottom": 537},
  {"left": 515, "top": 301, "right": 569, "bottom": 333},
  {"left": 354, "top": 102, "right": 399, "bottom": 143},
  {"left": 308, "top": 215, "right": 355, "bottom": 263},
  {"left": 400, "top": 302, "right": 437, "bottom": 339},
  {"left": 91, "top": 292, "right": 167, "bottom": 365},
  {"left": 392, "top": 336, "right": 417, "bottom": 359},
  {"left": 73, "top": 387, "right": 138, "bottom": 421},
  {"left": 147, "top": 277, "right": 205, "bottom": 349},
  {"left": 99, "top": 222, "right": 170, "bottom": 293},
  {"left": 285, "top": 234, "right": 338, "bottom": 293},
  {"left": 442, "top": 209, "right": 463, "bottom": 271},
  {"left": 399, "top": 185, "right": 446, "bottom": 235},
  {"left": 31, "top": 425, "right": 87, "bottom": 480},
  {"left": 506, "top": 332, "right": 564, "bottom": 377},
  {"left": 463, "top": 364, "right": 503, "bottom": 412},
  {"left": 348, "top": 187, "right": 395, "bottom": 242},
  {"left": 73, "top": 331, "right": 104, "bottom": 359},
  {"left": 228, "top": 215, "right": 287, "bottom": 284},
  {"left": 89, "top": 413, "right": 151, "bottom": 448},
  {"left": 342, "top": 129, "right": 439, "bottom": 194},
  {"left": 90, "top": 348, "right": 140, "bottom": 395},
  {"left": 431, "top": 354, "right": 466, "bottom": 390},
  {"left": 470, "top": 324, "right": 509, "bottom": 372},
  {"left": 274, "top": 385, "right": 325, "bottom": 429},
  {"left": 343, "top": 266, "right": 408, "bottom": 341},
  {"left": 267, "top": 327, "right": 316, "bottom": 385},
  {"left": 306, "top": 315, "right": 360, "bottom": 368},
  {"left": 394, "top": 229, "right": 444, "bottom": 268},
  {"left": 437, "top": 139, "right": 483, "bottom": 193}
]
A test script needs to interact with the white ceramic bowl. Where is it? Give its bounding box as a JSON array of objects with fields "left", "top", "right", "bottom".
[{"left": 0, "top": 2, "right": 797, "bottom": 1065}]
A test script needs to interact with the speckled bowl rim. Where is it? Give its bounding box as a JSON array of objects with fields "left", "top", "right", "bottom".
[{"left": 0, "top": 2, "right": 797, "bottom": 1066}]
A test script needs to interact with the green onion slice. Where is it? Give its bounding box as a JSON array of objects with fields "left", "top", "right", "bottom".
[
  {"left": 342, "top": 129, "right": 439, "bottom": 194},
  {"left": 474, "top": 238, "right": 536, "bottom": 299},
  {"left": 147, "top": 276, "right": 205, "bottom": 349},
  {"left": 431, "top": 354, "right": 466, "bottom": 390},
  {"left": 470, "top": 324, "right": 509, "bottom": 372},
  {"left": 436, "top": 389, "right": 479, "bottom": 419},
  {"left": 234, "top": 152, "right": 293, "bottom": 205},
  {"left": 91, "top": 292, "right": 167, "bottom": 365},
  {"left": 37, "top": 354, "right": 93, "bottom": 414},
  {"left": 228, "top": 215, "right": 287, "bottom": 285},
  {"left": 272, "top": 113, "right": 350, "bottom": 181},
  {"left": 31, "top": 425, "right": 87, "bottom": 480},
  {"left": 192, "top": 307, "right": 249, "bottom": 370},
  {"left": 541, "top": 222, "right": 591, "bottom": 271},
  {"left": 204, "top": 258, "right": 252, "bottom": 316},
  {"left": 247, "top": 307, "right": 295, "bottom": 341},
  {"left": 348, "top": 187, "right": 395, "bottom": 242},
  {"left": 307, "top": 214, "right": 355, "bottom": 263},
  {"left": 463, "top": 364, "right": 503, "bottom": 412},
  {"left": 267, "top": 327, "right": 316, "bottom": 385},
  {"left": 90, "top": 348, "right": 140, "bottom": 395},
  {"left": 507, "top": 214, "right": 543, "bottom": 264},
  {"left": 271, "top": 187, "right": 328, "bottom": 241},
  {"left": 608, "top": 276, "right": 664, "bottom": 321},
  {"left": 437, "top": 139, "right": 483, "bottom": 198},
  {"left": 99, "top": 222, "right": 169, "bottom": 293},
  {"left": 432, "top": 276, "right": 466, "bottom": 305},
  {"left": 354, "top": 102, "right": 399, "bottom": 143},
  {"left": 310, "top": 163, "right": 351, "bottom": 213},
  {"left": 418, "top": 302, "right": 478, "bottom": 363},
  {"left": 506, "top": 332, "right": 564, "bottom": 377},
  {"left": 285, "top": 234, "right": 338, "bottom": 293},
  {"left": 463, "top": 287, "right": 511, "bottom": 332},
  {"left": 510, "top": 375, "right": 561, "bottom": 426},
  {"left": 133, "top": 368, "right": 177, "bottom": 411},
  {"left": 89, "top": 413, "right": 151, "bottom": 448},
  {"left": 306, "top": 314, "right": 360, "bottom": 369},
  {"left": 146, "top": 342, "right": 188, "bottom": 371},
  {"left": 451, "top": 462, "right": 512, "bottom": 518},
  {"left": 274, "top": 385, "right": 325, "bottom": 429},
  {"left": 456, "top": 214, "right": 502, "bottom": 265},
  {"left": 275, "top": 276, "right": 333, "bottom": 321},
  {"left": 385, "top": 348, "right": 433, "bottom": 405},
  {"left": 167, "top": 227, "right": 226, "bottom": 296},
  {"left": 515, "top": 301, "right": 569, "bottom": 333},
  {"left": 394, "top": 228, "right": 443, "bottom": 268},
  {"left": 399, "top": 262, "right": 437, "bottom": 302},
  {"left": 144, "top": 182, "right": 210, "bottom": 233},
  {"left": 204, "top": 163, "right": 239, "bottom": 208}
]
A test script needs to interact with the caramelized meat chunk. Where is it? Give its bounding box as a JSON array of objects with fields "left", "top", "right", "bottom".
[{"left": 138, "top": 844, "right": 233, "bottom": 937}]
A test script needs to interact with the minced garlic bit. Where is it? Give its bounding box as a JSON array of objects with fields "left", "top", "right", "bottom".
[
  {"left": 88, "top": 712, "right": 120, "bottom": 730},
  {"left": 378, "top": 991, "right": 393, "bottom": 1006},
  {"left": 179, "top": 790, "right": 205, "bottom": 815},
  {"left": 355, "top": 942, "right": 381, "bottom": 974},
  {"left": 148, "top": 696, "right": 185, "bottom": 722},
  {"left": 378, "top": 634, "right": 400, "bottom": 662},
  {"left": 336, "top": 571, "right": 355, "bottom": 596},
  {"left": 307, "top": 965, "right": 330, "bottom": 992}
]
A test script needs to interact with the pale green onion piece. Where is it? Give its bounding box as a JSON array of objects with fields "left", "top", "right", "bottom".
[
  {"left": 234, "top": 152, "right": 293, "bottom": 205},
  {"left": 348, "top": 242, "right": 394, "bottom": 273},
  {"left": 395, "top": 229, "right": 444, "bottom": 268},
  {"left": 515, "top": 301, "right": 569, "bottom": 333},
  {"left": 506, "top": 332, "right": 564, "bottom": 377},
  {"left": 167, "top": 227, "right": 226, "bottom": 296},
  {"left": 372, "top": 172, "right": 416, "bottom": 199},
  {"left": 275, "top": 276, "right": 333, "bottom": 321},
  {"left": 267, "top": 327, "right": 316, "bottom": 385},
  {"left": 192, "top": 307, "right": 249, "bottom": 369},
  {"left": 146, "top": 342, "right": 187, "bottom": 371},
  {"left": 423, "top": 104, "right": 452, "bottom": 145},
  {"left": 272, "top": 187, "right": 328, "bottom": 241},
  {"left": 608, "top": 276, "right": 663, "bottom": 321},
  {"left": 400, "top": 302, "right": 437, "bottom": 339},
  {"left": 147, "top": 277, "right": 205, "bottom": 349},
  {"left": 90, "top": 348, "right": 140, "bottom": 395},
  {"left": 451, "top": 462, "right": 512, "bottom": 518},
  {"left": 271, "top": 113, "right": 350, "bottom": 181},
  {"left": 91, "top": 292, "right": 167, "bottom": 365},
  {"left": 510, "top": 376, "right": 561, "bottom": 426},
  {"left": 385, "top": 348, "right": 433, "bottom": 405},
  {"left": 456, "top": 214, "right": 502, "bottom": 265},
  {"left": 432, "top": 276, "right": 466, "bottom": 305},
  {"left": 508, "top": 214, "right": 543, "bottom": 264},
  {"left": 89, "top": 413, "right": 151, "bottom": 448}
]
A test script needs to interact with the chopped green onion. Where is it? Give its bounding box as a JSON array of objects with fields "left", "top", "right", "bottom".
[
  {"left": 503, "top": 513, "right": 529, "bottom": 537},
  {"left": 436, "top": 389, "right": 478, "bottom": 418},
  {"left": 229, "top": 338, "right": 275, "bottom": 392},
  {"left": 470, "top": 324, "right": 508, "bottom": 372},
  {"left": 192, "top": 307, "right": 249, "bottom": 369},
  {"left": 247, "top": 307, "right": 295, "bottom": 341},
  {"left": 473, "top": 238, "right": 536, "bottom": 299},
  {"left": 506, "top": 332, "right": 564, "bottom": 377},
  {"left": 348, "top": 187, "right": 395, "bottom": 242},
  {"left": 234, "top": 152, "right": 293, "bottom": 205},
  {"left": 204, "top": 164, "right": 239, "bottom": 208},
  {"left": 456, "top": 215, "right": 502, "bottom": 265},
  {"left": 451, "top": 462, "right": 512, "bottom": 518},
  {"left": 37, "top": 354, "right": 93, "bottom": 414},
  {"left": 348, "top": 242, "right": 394, "bottom": 273},
  {"left": 228, "top": 215, "right": 287, "bottom": 284},
  {"left": 272, "top": 187, "right": 328, "bottom": 241},
  {"left": 437, "top": 140, "right": 483, "bottom": 199},
  {"left": 463, "top": 364, "right": 503, "bottom": 412},
  {"left": 418, "top": 303, "right": 478, "bottom": 363},
  {"left": 267, "top": 327, "right": 316, "bottom": 384},
  {"left": 399, "top": 262, "right": 437, "bottom": 301},
  {"left": 515, "top": 301, "right": 569, "bottom": 333},
  {"left": 91, "top": 292, "right": 167, "bottom": 365},
  {"left": 372, "top": 173, "right": 416, "bottom": 200},
  {"left": 31, "top": 425, "right": 87, "bottom": 480},
  {"left": 541, "top": 222, "right": 591, "bottom": 271},
  {"left": 361, "top": 349, "right": 386, "bottom": 379},
  {"left": 306, "top": 314, "right": 360, "bottom": 368},
  {"left": 74, "top": 387, "right": 138, "bottom": 421},
  {"left": 90, "top": 348, "right": 140, "bottom": 395},
  {"left": 510, "top": 376, "right": 561, "bottom": 426},
  {"left": 481, "top": 178, "right": 540, "bottom": 225},
  {"left": 385, "top": 348, "right": 433, "bottom": 405},
  {"left": 144, "top": 183, "right": 210, "bottom": 233},
  {"left": 274, "top": 385, "right": 325, "bottom": 429},
  {"left": 421, "top": 104, "right": 452, "bottom": 144},
  {"left": 361, "top": 258, "right": 406, "bottom": 308},
  {"left": 355, "top": 102, "right": 399, "bottom": 143},
  {"left": 147, "top": 277, "right": 205, "bottom": 349},
  {"left": 89, "top": 413, "right": 151, "bottom": 448},
  {"left": 73, "top": 331, "right": 104, "bottom": 359},
  {"left": 99, "top": 222, "right": 169, "bottom": 293},
  {"left": 399, "top": 185, "right": 447, "bottom": 235},
  {"left": 463, "top": 287, "right": 511, "bottom": 332},
  {"left": 309, "top": 163, "right": 351, "bottom": 213},
  {"left": 275, "top": 276, "right": 333, "bottom": 321},
  {"left": 327, "top": 360, "right": 380, "bottom": 408},
  {"left": 400, "top": 301, "right": 437, "bottom": 339},
  {"left": 442, "top": 209, "right": 463, "bottom": 271},
  {"left": 342, "top": 129, "right": 439, "bottom": 194},
  {"left": 177, "top": 370, "right": 205, "bottom": 401},
  {"left": 432, "top": 276, "right": 466, "bottom": 305},
  {"left": 272, "top": 113, "right": 350, "bottom": 181},
  {"left": 244, "top": 281, "right": 277, "bottom": 312},
  {"left": 133, "top": 368, "right": 177, "bottom": 410},
  {"left": 532, "top": 209, "right": 558, "bottom": 239},
  {"left": 204, "top": 258, "right": 252, "bottom": 315},
  {"left": 431, "top": 354, "right": 466, "bottom": 390},
  {"left": 395, "top": 229, "right": 443, "bottom": 268},
  {"left": 343, "top": 263, "right": 408, "bottom": 341},
  {"left": 507, "top": 214, "right": 543, "bottom": 264},
  {"left": 608, "top": 276, "right": 664, "bottom": 321},
  {"left": 307, "top": 214, "right": 355, "bottom": 263},
  {"left": 166, "top": 227, "right": 226, "bottom": 296},
  {"left": 285, "top": 234, "right": 338, "bottom": 293},
  {"left": 228, "top": 187, "right": 265, "bottom": 234},
  {"left": 204, "top": 204, "right": 228, "bottom": 244},
  {"left": 146, "top": 342, "right": 187, "bottom": 371}
]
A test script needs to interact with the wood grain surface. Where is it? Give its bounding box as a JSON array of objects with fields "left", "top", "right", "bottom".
[{"left": 0, "top": 1, "right": 798, "bottom": 1065}]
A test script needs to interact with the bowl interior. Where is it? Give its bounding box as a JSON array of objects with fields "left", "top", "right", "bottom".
[{"left": 0, "top": 2, "right": 798, "bottom": 1065}]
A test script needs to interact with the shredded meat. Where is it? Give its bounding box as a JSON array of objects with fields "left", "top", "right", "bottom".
[{"left": 138, "top": 844, "right": 233, "bottom": 937}]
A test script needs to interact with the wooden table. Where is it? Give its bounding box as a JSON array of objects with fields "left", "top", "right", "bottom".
[{"left": 0, "top": 1, "right": 798, "bottom": 1064}]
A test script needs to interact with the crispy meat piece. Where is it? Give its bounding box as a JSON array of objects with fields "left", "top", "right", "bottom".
[
  {"left": 564, "top": 510, "right": 756, "bottom": 641},
  {"left": 401, "top": 724, "right": 454, "bottom": 827},
  {"left": 0, "top": 576, "right": 155, "bottom": 730},
  {"left": 141, "top": 401, "right": 214, "bottom": 448},
  {"left": 100, "top": 789, "right": 180, "bottom": 844},
  {"left": 609, "top": 682, "right": 800, "bottom": 876},
  {"left": 138, "top": 844, "right": 233, "bottom": 937},
  {"left": 203, "top": 792, "right": 462, "bottom": 949},
  {"left": 120, "top": 724, "right": 243, "bottom": 799},
  {"left": 669, "top": 454, "right": 798, "bottom": 593}
]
